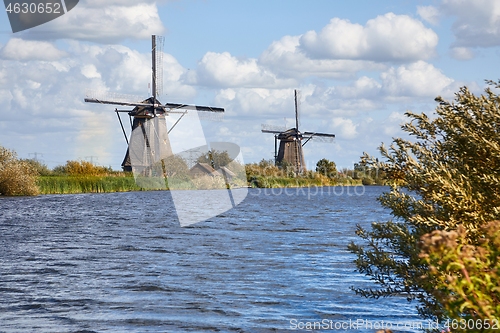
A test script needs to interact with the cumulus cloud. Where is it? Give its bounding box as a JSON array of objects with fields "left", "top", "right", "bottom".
[
  {"left": 259, "top": 35, "right": 385, "bottom": 79},
  {"left": 299, "top": 13, "right": 438, "bottom": 61},
  {"left": 214, "top": 88, "right": 297, "bottom": 115},
  {"left": 71, "top": 43, "right": 195, "bottom": 100},
  {"left": 383, "top": 112, "right": 407, "bottom": 136},
  {"left": 380, "top": 61, "right": 454, "bottom": 98},
  {"left": 450, "top": 46, "right": 475, "bottom": 60},
  {"left": 330, "top": 76, "right": 382, "bottom": 99},
  {"left": 21, "top": 2, "right": 165, "bottom": 43},
  {"left": 257, "top": 13, "right": 437, "bottom": 81},
  {"left": 417, "top": 5, "right": 440, "bottom": 25},
  {"left": 443, "top": 0, "right": 500, "bottom": 47},
  {"left": 0, "top": 38, "right": 67, "bottom": 61},
  {"left": 0, "top": 40, "right": 194, "bottom": 168},
  {"left": 330, "top": 117, "right": 358, "bottom": 139},
  {"left": 81, "top": 64, "right": 101, "bottom": 79},
  {"left": 187, "top": 51, "right": 296, "bottom": 88},
  {"left": 187, "top": 12, "right": 441, "bottom": 91}
]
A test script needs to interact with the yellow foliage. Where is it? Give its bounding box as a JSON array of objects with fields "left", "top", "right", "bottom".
[{"left": 0, "top": 146, "right": 39, "bottom": 196}]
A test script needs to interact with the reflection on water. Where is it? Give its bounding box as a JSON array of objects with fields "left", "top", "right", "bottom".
[{"left": 0, "top": 186, "right": 424, "bottom": 332}]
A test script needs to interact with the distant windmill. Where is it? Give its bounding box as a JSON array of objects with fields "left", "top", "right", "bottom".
[
  {"left": 84, "top": 35, "right": 224, "bottom": 172},
  {"left": 261, "top": 90, "right": 335, "bottom": 174}
]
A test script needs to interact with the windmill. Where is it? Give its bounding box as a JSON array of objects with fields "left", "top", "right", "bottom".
[
  {"left": 261, "top": 90, "right": 335, "bottom": 175},
  {"left": 84, "top": 35, "right": 224, "bottom": 173}
]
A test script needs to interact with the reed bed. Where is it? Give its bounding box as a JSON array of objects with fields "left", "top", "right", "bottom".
[
  {"left": 37, "top": 176, "right": 143, "bottom": 194},
  {"left": 247, "top": 176, "right": 359, "bottom": 188}
]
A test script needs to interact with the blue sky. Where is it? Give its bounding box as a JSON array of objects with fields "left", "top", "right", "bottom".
[{"left": 0, "top": 0, "right": 499, "bottom": 170}]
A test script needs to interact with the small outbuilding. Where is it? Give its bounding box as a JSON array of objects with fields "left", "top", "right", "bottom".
[{"left": 189, "top": 162, "right": 218, "bottom": 178}]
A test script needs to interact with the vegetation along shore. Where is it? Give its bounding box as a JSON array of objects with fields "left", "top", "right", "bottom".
[{"left": 0, "top": 148, "right": 386, "bottom": 196}]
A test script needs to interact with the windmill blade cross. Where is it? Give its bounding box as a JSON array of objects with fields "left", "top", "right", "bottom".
[
  {"left": 261, "top": 124, "right": 287, "bottom": 133},
  {"left": 261, "top": 129, "right": 284, "bottom": 134},
  {"left": 152, "top": 35, "right": 164, "bottom": 99},
  {"left": 84, "top": 97, "right": 156, "bottom": 108},
  {"left": 164, "top": 103, "right": 224, "bottom": 113},
  {"left": 84, "top": 90, "right": 158, "bottom": 108},
  {"left": 302, "top": 131, "right": 335, "bottom": 144},
  {"left": 303, "top": 131, "right": 336, "bottom": 138},
  {"left": 294, "top": 89, "right": 300, "bottom": 131}
]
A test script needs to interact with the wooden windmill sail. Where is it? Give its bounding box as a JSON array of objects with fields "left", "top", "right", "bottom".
[
  {"left": 261, "top": 90, "right": 335, "bottom": 175},
  {"left": 85, "top": 35, "right": 224, "bottom": 172}
]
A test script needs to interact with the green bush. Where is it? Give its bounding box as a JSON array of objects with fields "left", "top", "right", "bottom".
[
  {"left": 361, "top": 177, "right": 374, "bottom": 185},
  {"left": 348, "top": 80, "right": 500, "bottom": 320},
  {"left": 316, "top": 158, "right": 337, "bottom": 179},
  {"left": 20, "top": 158, "right": 52, "bottom": 176}
]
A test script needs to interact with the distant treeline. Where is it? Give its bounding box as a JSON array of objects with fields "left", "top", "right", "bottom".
[{"left": 245, "top": 158, "right": 387, "bottom": 188}]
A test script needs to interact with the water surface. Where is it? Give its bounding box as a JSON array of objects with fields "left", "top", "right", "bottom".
[{"left": 0, "top": 186, "right": 425, "bottom": 332}]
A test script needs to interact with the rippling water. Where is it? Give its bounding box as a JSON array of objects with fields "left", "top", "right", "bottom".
[{"left": 0, "top": 186, "right": 426, "bottom": 332}]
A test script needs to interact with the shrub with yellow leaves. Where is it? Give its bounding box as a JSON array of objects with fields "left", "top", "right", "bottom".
[
  {"left": 0, "top": 145, "right": 39, "bottom": 196},
  {"left": 348, "top": 80, "right": 500, "bottom": 321},
  {"left": 420, "top": 221, "right": 500, "bottom": 331}
]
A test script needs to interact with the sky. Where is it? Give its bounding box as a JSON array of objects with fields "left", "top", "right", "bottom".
[{"left": 0, "top": 0, "right": 500, "bottom": 170}]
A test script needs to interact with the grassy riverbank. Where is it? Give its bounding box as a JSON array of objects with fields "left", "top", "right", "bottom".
[
  {"left": 37, "top": 175, "right": 142, "bottom": 194},
  {"left": 37, "top": 174, "right": 363, "bottom": 195},
  {"left": 2, "top": 157, "right": 376, "bottom": 195},
  {"left": 247, "top": 175, "right": 361, "bottom": 188}
]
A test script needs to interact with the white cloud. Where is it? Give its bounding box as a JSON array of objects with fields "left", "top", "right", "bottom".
[
  {"left": 0, "top": 39, "right": 196, "bottom": 168},
  {"left": 214, "top": 88, "right": 296, "bottom": 115},
  {"left": 330, "top": 117, "right": 358, "bottom": 139},
  {"left": 81, "top": 64, "right": 101, "bottom": 79},
  {"left": 383, "top": 112, "right": 407, "bottom": 136},
  {"left": 443, "top": 0, "right": 500, "bottom": 47},
  {"left": 22, "top": 2, "right": 165, "bottom": 43},
  {"left": 183, "top": 13, "right": 441, "bottom": 95},
  {"left": 450, "top": 46, "right": 475, "bottom": 60},
  {"left": 75, "top": 109, "right": 116, "bottom": 161},
  {"left": 187, "top": 51, "right": 296, "bottom": 88},
  {"left": 417, "top": 5, "right": 440, "bottom": 25},
  {"left": 0, "top": 38, "right": 67, "bottom": 61},
  {"left": 331, "top": 76, "right": 382, "bottom": 99},
  {"left": 381, "top": 61, "right": 454, "bottom": 98},
  {"left": 300, "top": 18, "right": 366, "bottom": 59},
  {"left": 259, "top": 35, "right": 386, "bottom": 79},
  {"left": 299, "top": 13, "right": 438, "bottom": 61},
  {"left": 257, "top": 13, "right": 437, "bottom": 81}
]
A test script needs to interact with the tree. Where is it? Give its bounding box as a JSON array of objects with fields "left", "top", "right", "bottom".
[
  {"left": 348, "top": 81, "right": 500, "bottom": 320},
  {"left": 163, "top": 155, "right": 189, "bottom": 178},
  {"left": 315, "top": 158, "right": 337, "bottom": 178},
  {"left": 20, "top": 158, "right": 52, "bottom": 176},
  {"left": 0, "top": 146, "right": 39, "bottom": 196},
  {"left": 197, "top": 149, "right": 232, "bottom": 170}
]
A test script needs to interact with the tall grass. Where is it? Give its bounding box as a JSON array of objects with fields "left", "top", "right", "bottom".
[
  {"left": 246, "top": 175, "right": 359, "bottom": 188},
  {"left": 37, "top": 175, "right": 142, "bottom": 194}
]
